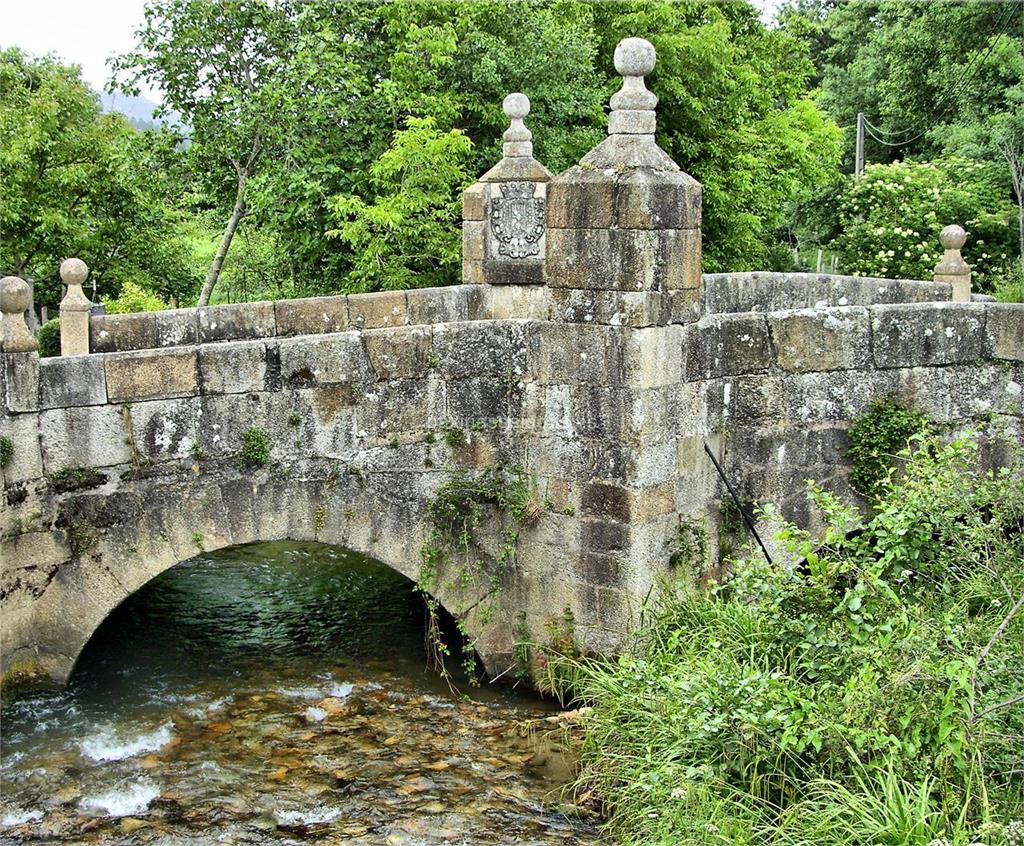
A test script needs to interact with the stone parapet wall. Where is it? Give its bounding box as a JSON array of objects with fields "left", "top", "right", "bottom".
[
  {"left": 702, "top": 271, "right": 955, "bottom": 314},
  {"left": 89, "top": 285, "right": 484, "bottom": 353}
]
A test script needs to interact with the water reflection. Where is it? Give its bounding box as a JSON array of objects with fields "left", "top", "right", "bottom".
[{"left": 1, "top": 542, "right": 599, "bottom": 844}]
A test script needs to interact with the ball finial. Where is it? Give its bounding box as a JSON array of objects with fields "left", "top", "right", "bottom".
[
  {"left": 614, "top": 37, "right": 656, "bottom": 78},
  {"left": 60, "top": 257, "right": 89, "bottom": 287},
  {"left": 0, "top": 276, "right": 32, "bottom": 315},
  {"left": 503, "top": 92, "right": 530, "bottom": 121},
  {"left": 939, "top": 224, "right": 966, "bottom": 251}
]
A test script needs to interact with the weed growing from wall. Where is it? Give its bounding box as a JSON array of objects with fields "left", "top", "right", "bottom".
[
  {"left": 0, "top": 436, "right": 13, "bottom": 468},
  {"left": 239, "top": 427, "right": 270, "bottom": 467},
  {"left": 417, "top": 466, "right": 542, "bottom": 688},
  {"left": 847, "top": 397, "right": 929, "bottom": 499}
]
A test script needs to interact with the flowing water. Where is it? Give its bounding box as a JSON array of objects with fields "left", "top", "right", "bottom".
[{"left": 0, "top": 542, "right": 601, "bottom": 845}]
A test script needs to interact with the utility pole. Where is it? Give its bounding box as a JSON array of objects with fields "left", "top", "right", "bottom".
[{"left": 855, "top": 112, "right": 865, "bottom": 182}]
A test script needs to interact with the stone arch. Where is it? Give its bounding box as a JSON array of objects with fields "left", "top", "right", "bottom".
[{"left": 12, "top": 462, "right": 504, "bottom": 686}]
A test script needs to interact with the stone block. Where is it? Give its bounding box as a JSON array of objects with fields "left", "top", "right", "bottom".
[
  {"left": 547, "top": 228, "right": 697, "bottom": 292},
  {"left": 462, "top": 182, "right": 486, "bottom": 221},
  {"left": 615, "top": 169, "right": 702, "bottom": 230},
  {"left": 482, "top": 260, "right": 545, "bottom": 286},
  {"left": 546, "top": 171, "right": 616, "bottom": 229},
  {"left": 406, "top": 287, "right": 470, "bottom": 325},
  {"left": 0, "top": 412, "right": 43, "bottom": 483},
  {"left": 198, "top": 301, "right": 276, "bottom": 343},
  {"left": 463, "top": 220, "right": 485, "bottom": 262},
  {"left": 548, "top": 289, "right": 667, "bottom": 328},
  {"left": 278, "top": 332, "right": 372, "bottom": 387},
  {"left": 625, "top": 326, "right": 683, "bottom": 388},
  {"left": 105, "top": 348, "right": 199, "bottom": 402},
  {"left": 462, "top": 258, "right": 484, "bottom": 285},
  {"left": 39, "top": 356, "right": 107, "bottom": 408},
  {"left": 683, "top": 314, "right": 772, "bottom": 380},
  {"left": 537, "top": 323, "right": 624, "bottom": 386},
  {"left": 987, "top": 304, "right": 1024, "bottom": 362},
  {"left": 2, "top": 353, "right": 39, "bottom": 413},
  {"left": 871, "top": 302, "right": 987, "bottom": 368},
  {"left": 357, "top": 378, "right": 436, "bottom": 439},
  {"left": 90, "top": 309, "right": 198, "bottom": 353},
  {"left": 769, "top": 307, "right": 871, "bottom": 373},
  {"left": 39, "top": 405, "right": 131, "bottom": 472},
  {"left": 199, "top": 341, "right": 268, "bottom": 394},
  {"left": 274, "top": 295, "right": 349, "bottom": 337},
  {"left": 347, "top": 291, "right": 407, "bottom": 329},
  {"left": 581, "top": 481, "right": 631, "bottom": 522},
  {"left": 364, "top": 326, "right": 433, "bottom": 380},
  {"left": 128, "top": 397, "right": 198, "bottom": 461},
  {"left": 432, "top": 321, "right": 536, "bottom": 380},
  {"left": 481, "top": 285, "right": 550, "bottom": 321}
]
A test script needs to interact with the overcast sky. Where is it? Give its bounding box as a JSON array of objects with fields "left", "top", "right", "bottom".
[{"left": 2, "top": 0, "right": 784, "bottom": 102}]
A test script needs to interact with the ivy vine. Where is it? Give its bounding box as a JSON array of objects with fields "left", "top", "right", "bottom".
[{"left": 417, "top": 466, "right": 542, "bottom": 687}]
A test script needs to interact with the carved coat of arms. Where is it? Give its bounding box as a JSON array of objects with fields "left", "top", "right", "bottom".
[{"left": 490, "top": 181, "right": 545, "bottom": 259}]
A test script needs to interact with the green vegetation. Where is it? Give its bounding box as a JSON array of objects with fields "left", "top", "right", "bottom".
[
  {"left": 417, "top": 467, "right": 543, "bottom": 685},
  {"left": 47, "top": 466, "right": 107, "bottom": 493},
  {"left": 994, "top": 262, "right": 1024, "bottom": 304},
  {"left": 239, "top": 427, "right": 270, "bottom": 467},
  {"left": 0, "top": 436, "right": 13, "bottom": 468},
  {"left": 101, "top": 280, "right": 167, "bottom": 314},
  {"left": 36, "top": 318, "right": 60, "bottom": 358},
  {"left": 568, "top": 433, "right": 1024, "bottom": 845},
  {"left": 846, "top": 397, "right": 929, "bottom": 499}
]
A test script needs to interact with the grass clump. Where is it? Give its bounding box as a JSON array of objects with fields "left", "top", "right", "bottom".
[
  {"left": 239, "top": 427, "right": 270, "bottom": 466},
  {"left": 568, "top": 432, "right": 1023, "bottom": 846}
]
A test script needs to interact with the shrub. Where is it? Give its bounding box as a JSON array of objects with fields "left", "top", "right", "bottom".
[
  {"left": 36, "top": 318, "right": 60, "bottom": 358},
  {"left": 101, "top": 280, "right": 167, "bottom": 314},
  {"left": 831, "top": 157, "right": 1017, "bottom": 291},
  {"left": 571, "top": 432, "right": 1024, "bottom": 846},
  {"left": 993, "top": 261, "right": 1024, "bottom": 304},
  {"left": 846, "top": 397, "right": 929, "bottom": 499},
  {"left": 0, "top": 436, "right": 12, "bottom": 468},
  {"left": 239, "top": 427, "right": 270, "bottom": 466}
]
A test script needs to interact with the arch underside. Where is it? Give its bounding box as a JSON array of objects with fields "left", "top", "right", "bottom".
[{"left": 6, "top": 459, "right": 511, "bottom": 686}]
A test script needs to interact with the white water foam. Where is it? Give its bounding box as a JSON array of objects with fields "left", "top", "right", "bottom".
[
  {"left": 1, "top": 809, "right": 43, "bottom": 826},
  {"left": 79, "top": 780, "right": 160, "bottom": 817},
  {"left": 274, "top": 807, "right": 343, "bottom": 826},
  {"left": 304, "top": 706, "right": 327, "bottom": 722},
  {"left": 80, "top": 722, "right": 174, "bottom": 762},
  {"left": 325, "top": 681, "right": 354, "bottom": 699}
]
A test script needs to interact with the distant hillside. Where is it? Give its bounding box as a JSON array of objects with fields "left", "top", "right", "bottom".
[{"left": 99, "top": 91, "right": 182, "bottom": 131}]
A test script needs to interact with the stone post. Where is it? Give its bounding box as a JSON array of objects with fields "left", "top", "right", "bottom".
[
  {"left": 462, "top": 93, "right": 552, "bottom": 286},
  {"left": 1, "top": 276, "right": 38, "bottom": 354},
  {"left": 545, "top": 36, "right": 702, "bottom": 316},
  {"left": 59, "top": 258, "right": 92, "bottom": 356},
  {"left": 1, "top": 275, "right": 40, "bottom": 413},
  {"left": 933, "top": 224, "right": 971, "bottom": 303}
]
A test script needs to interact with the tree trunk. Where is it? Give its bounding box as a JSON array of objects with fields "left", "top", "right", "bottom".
[
  {"left": 1018, "top": 194, "right": 1023, "bottom": 268},
  {"left": 197, "top": 173, "right": 248, "bottom": 307}
]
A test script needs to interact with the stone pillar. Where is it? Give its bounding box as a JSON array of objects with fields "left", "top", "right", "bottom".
[
  {"left": 1, "top": 276, "right": 38, "bottom": 354},
  {"left": 934, "top": 224, "right": 972, "bottom": 302},
  {"left": 59, "top": 258, "right": 92, "bottom": 356},
  {"left": 1, "top": 276, "right": 40, "bottom": 414},
  {"left": 545, "top": 37, "right": 702, "bottom": 316},
  {"left": 462, "top": 93, "right": 552, "bottom": 286}
]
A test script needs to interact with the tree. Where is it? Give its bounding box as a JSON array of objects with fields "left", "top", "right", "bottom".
[
  {"left": 0, "top": 48, "right": 195, "bottom": 308},
  {"left": 114, "top": 0, "right": 297, "bottom": 306}
]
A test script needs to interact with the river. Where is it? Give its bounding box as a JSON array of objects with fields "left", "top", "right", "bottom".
[{"left": 0, "top": 541, "right": 601, "bottom": 845}]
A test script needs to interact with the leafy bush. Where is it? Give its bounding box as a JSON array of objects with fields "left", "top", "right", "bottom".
[
  {"left": 846, "top": 397, "right": 930, "bottom": 499},
  {"left": 36, "top": 318, "right": 60, "bottom": 358},
  {"left": 993, "top": 262, "right": 1024, "bottom": 304},
  {"left": 831, "top": 157, "right": 1017, "bottom": 291},
  {"left": 238, "top": 427, "right": 270, "bottom": 467},
  {"left": 101, "top": 280, "right": 167, "bottom": 314},
  {"left": 571, "top": 433, "right": 1024, "bottom": 846}
]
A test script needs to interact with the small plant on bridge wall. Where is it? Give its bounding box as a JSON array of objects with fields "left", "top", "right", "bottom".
[
  {"left": 239, "top": 427, "right": 271, "bottom": 467},
  {"left": 847, "top": 397, "right": 929, "bottom": 500},
  {"left": 0, "top": 436, "right": 13, "bottom": 468},
  {"left": 417, "top": 466, "right": 543, "bottom": 688}
]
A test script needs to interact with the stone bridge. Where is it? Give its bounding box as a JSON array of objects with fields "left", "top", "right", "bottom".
[{"left": 2, "top": 39, "right": 1022, "bottom": 688}]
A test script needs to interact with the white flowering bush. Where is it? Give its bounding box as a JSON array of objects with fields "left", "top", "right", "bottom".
[{"left": 831, "top": 157, "right": 1017, "bottom": 291}]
